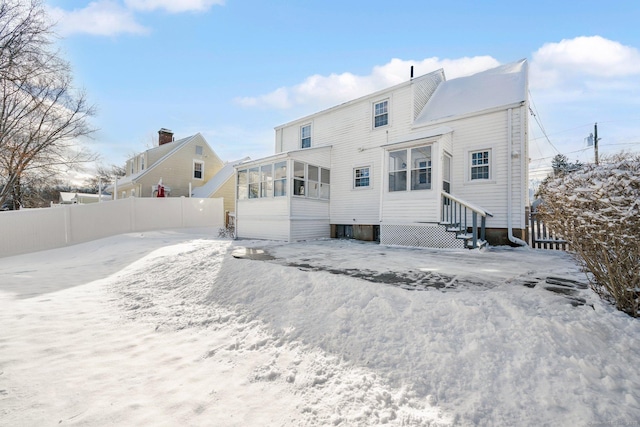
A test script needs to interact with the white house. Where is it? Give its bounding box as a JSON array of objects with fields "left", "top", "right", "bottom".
[{"left": 235, "top": 59, "right": 529, "bottom": 248}]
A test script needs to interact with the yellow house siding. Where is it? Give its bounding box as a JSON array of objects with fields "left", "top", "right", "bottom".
[{"left": 212, "top": 177, "right": 236, "bottom": 214}]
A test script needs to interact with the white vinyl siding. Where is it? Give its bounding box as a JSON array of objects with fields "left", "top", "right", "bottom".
[
  {"left": 266, "top": 70, "right": 526, "bottom": 233},
  {"left": 449, "top": 107, "right": 528, "bottom": 229}
]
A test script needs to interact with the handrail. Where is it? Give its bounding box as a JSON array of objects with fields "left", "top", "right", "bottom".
[
  {"left": 441, "top": 192, "right": 492, "bottom": 249},
  {"left": 440, "top": 191, "right": 493, "bottom": 218}
]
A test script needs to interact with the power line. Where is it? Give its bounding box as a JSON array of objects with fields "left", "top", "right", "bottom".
[{"left": 528, "top": 90, "right": 560, "bottom": 155}]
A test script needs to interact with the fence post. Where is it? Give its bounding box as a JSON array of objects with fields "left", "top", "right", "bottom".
[
  {"left": 130, "top": 196, "right": 136, "bottom": 232},
  {"left": 64, "top": 205, "right": 72, "bottom": 244}
]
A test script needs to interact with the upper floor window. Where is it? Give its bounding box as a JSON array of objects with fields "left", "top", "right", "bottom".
[
  {"left": 301, "top": 124, "right": 311, "bottom": 149},
  {"left": 193, "top": 160, "right": 204, "bottom": 179},
  {"left": 195, "top": 145, "right": 203, "bottom": 156},
  {"left": 139, "top": 155, "right": 145, "bottom": 171},
  {"left": 470, "top": 150, "right": 490, "bottom": 180},
  {"left": 354, "top": 167, "right": 370, "bottom": 188},
  {"left": 374, "top": 100, "right": 388, "bottom": 128}
]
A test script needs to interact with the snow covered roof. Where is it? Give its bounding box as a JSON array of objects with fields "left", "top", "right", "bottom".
[
  {"left": 413, "top": 59, "right": 528, "bottom": 126},
  {"left": 111, "top": 134, "right": 201, "bottom": 189},
  {"left": 191, "top": 157, "right": 251, "bottom": 198},
  {"left": 236, "top": 145, "right": 332, "bottom": 169},
  {"left": 382, "top": 126, "right": 453, "bottom": 148},
  {"left": 59, "top": 192, "right": 105, "bottom": 203}
]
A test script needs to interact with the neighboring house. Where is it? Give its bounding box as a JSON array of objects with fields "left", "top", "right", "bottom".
[
  {"left": 58, "top": 192, "right": 107, "bottom": 204},
  {"left": 191, "top": 156, "right": 251, "bottom": 216},
  {"left": 111, "top": 129, "right": 226, "bottom": 200},
  {"left": 234, "top": 59, "right": 529, "bottom": 248}
]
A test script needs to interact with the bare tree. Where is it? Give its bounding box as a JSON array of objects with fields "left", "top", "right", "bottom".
[
  {"left": 0, "top": 0, "right": 96, "bottom": 209},
  {"left": 84, "top": 163, "right": 126, "bottom": 193}
]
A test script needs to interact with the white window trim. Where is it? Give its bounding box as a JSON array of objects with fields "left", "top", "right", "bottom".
[
  {"left": 386, "top": 143, "right": 434, "bottom": 192},
  {"left": 193, "top": 159, "right": 205, "bottom": 180},
  {"left": 353, "top": 165, "right": 373, "bottom": 190},
  {"left": 372, "top": 98, "right": 390, "bottom": 130},
  {"left": 300, "top": 123, "right": 312, "bottom": 149},
  {"left": 195, "top": 145, "right": 204, "bottom": 156},
  {"left": 465, "top": 148, "right": 495, "bottom": 184}
]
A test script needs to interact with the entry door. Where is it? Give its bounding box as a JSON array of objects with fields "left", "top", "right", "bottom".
[{"left": 442, "top": 153, "right": 452, "bottom": 193}]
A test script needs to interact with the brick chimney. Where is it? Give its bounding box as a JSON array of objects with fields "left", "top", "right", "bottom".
[{"left": 158, "top": 128, "right": 174, "bottom": 146}]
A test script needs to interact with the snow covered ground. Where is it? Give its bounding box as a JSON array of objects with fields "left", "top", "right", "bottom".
[{"left": 1, "top": 228, "right": 639, "bottom": 426}]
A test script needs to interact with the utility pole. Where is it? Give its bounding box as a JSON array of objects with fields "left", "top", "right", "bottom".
[{"left": 594, "top": 122, "right": 599, "bottom": 165}]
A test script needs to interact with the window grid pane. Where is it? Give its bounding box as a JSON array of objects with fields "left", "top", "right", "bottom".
[
  {"left": 355, "top": 167, "right": 370, "bottom": 188},
  {"left": 411, "top": 146, "right": 431, "bottom": 190},
  {"left": 470, "top": 151, "right": 490, "bottom": 180},
  {"left": 374, "top": 100, "right": 388, "bottom": 128},
  {"left": 194, "top": 162, "right": 203, "bottom": 179},
  {"left": 301, "top": 125, "right": 311, "bottom": 148}
]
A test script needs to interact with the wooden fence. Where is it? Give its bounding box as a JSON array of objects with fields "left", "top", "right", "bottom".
[{"left": 529, "top": 209, "right": 570, "bottom": 250}]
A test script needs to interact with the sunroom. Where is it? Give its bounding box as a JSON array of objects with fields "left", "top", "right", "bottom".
[{"left": 234, "top": 146, "right": 331, "bottom": 241}]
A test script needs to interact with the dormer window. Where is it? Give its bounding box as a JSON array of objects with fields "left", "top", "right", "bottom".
[
  {"left": 374, "top": 100, "right": 388, "bottom": 128},
  {"left": 301, "top": 124, "right": 311, "bottom": 149}
]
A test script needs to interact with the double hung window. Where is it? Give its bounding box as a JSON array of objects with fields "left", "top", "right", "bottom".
[
  {"left": 193, "top": 161, "right": 204, "bottom": 179},
  {"left": 374, "top": 100, "right": 388, "bottom": 128},
  {"left": 293, "top": 161, "right": 306, "bottom": 196},
  {"left": 301, "top": 125, "right": 311, "bottom": 149},
  {"left": 308, "top": 165, "right": 319, "bottom": 198},
  {"left": 388, "top": 150, "right": 407, "bottom": 192},
  {"left": 470, "top": 150, "right": 490, "bottom": 180},
  {"left": 237, "top": 169, "right": 248, "bottom": 200},
  {"left": 260, "top": 164, "right": 273, "bottom": 197},
  {"left": 274, "top": 161, "right": 287, "bottom": 197},
  {"left": 354, "top": 167, "right": 370, "bottom": 188},
  {"left": 248, "top": 167, "right": 259, "bottom": 198},
  {"left": 410, "top": 146, "right": 432, "bottom": 190}
]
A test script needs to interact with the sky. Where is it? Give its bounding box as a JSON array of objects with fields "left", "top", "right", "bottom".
[{"left": 44, "top": 0, "right": 640, "bottom": 184}]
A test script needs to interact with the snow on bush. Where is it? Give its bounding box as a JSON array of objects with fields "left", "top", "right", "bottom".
[{"left": 537, "top": 153, "right": 640, "bottom": 317}]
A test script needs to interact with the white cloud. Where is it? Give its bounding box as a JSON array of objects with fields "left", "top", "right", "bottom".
[
  {"left": 235, "top": 56, "right": 500, "bottom": 110},
  {"left": 48, "top": 1, "right": 148, "bottom": 36},
  {"left": 124, "top": 0, "right": 225, "bottom": 13},
  {"left": 531, "top": 36, "right": 640, "bottom": 89}
]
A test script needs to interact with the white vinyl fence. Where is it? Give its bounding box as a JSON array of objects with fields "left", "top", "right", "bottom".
[{"left": 0, "top": 197, "right": 225, "bottom": 258}]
